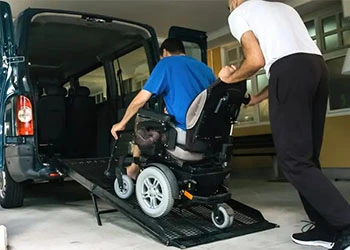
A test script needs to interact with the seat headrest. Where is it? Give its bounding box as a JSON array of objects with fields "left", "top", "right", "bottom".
[
  {"left": 77, "top": 86, "right": 90, "bottom": 96},
  {"left": 35, "top": 85, "right": 44, "bottom": 96},
  {"left": 45, "top": 86, "right": 67, "bottom": 96},
  {"left": 37, "top": 77, "right": 62, "bottom": 86},
  {"left": 38, "top": 87, "right": 44, "bottom": 96},
  {"left": 69, "top": 86, "right": 90, "bottom": 97}
]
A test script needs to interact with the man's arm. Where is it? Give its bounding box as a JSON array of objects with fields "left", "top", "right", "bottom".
[
  {"left": 111, "top": 89, "right": 152, "bottom": 139},
  {"left": 219, "top": 31, "right": 265, "bottom": 83}
]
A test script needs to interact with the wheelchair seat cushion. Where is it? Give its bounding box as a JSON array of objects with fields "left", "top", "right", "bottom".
[
  {"left": 166, "top": 146, "right": 204, "bottom": 161},
  {"left": 175, "top": 127, "right": 186, "bottom": 145}
]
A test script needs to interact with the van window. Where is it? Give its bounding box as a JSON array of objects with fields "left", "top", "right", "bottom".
[
  {"left": 79, "top": 66, "right": 107, "bottom": 104},
  {"left": 183, "top": 42, "right": 201, "bottom": 61},
  {"left": 114, "top": 46, "right": 150, "bottom": 98},
  {"left": 327, "top": 56, "right": 350, "bottom": 111},
  {"left": 237, "top": 79, "right": 256, "bottom": 123}
]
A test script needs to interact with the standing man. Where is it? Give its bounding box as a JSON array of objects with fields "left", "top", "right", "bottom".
[
  {"left": 111, "top": 38, "right": 216, "bottom": 179},
  {"left": 219, "top": 0, "right": 350, "bottom": 249}
]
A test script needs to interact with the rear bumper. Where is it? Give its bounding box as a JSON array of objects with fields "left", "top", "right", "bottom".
[{"left": 5, "top": 144, "right": 63, "bottom": 182}]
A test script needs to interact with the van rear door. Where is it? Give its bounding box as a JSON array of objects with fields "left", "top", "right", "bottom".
[
  {"left": 0, "top": 1, "right": 17, "bottom": 169},
  {"left": 168, "top": 26, "right": 208, "bottom": 64},
  {"left": 0, "top": 1, "right": 16, "bottom": 81},
  {"left": 0, "top": 2, "right": 25, "bottom": 137}
]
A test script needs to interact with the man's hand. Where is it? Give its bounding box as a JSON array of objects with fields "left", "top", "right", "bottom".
[
  {"left": 218, "top": 65, "right": 237, "bottom": 83},
  {"left": 247, "top": 94, "right": 261, "bottom": 106},
  {"left": 111, "top": 122, "right": 126, "bottom": 140},
  {"left": 110, "top": 90, "right": 152, "bottom": 140},
  {"left": 246, "top": 86, "right": 269, "bottom": 107}
]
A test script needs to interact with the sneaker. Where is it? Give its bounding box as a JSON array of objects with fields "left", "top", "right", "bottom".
[
  {"left": 291, "top": 222, "right": 335, "bottom": 249},
  {"left": 331, "top": 228, "right": 350, "bottom": 250}
]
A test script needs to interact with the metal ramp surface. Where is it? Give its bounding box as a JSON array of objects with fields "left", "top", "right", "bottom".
[{"left": 59, "top": 158, "right": 277, "bottom": 249}]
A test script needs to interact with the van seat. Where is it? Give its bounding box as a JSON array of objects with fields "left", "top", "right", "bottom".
[
  {"left": 66, "top": 86, "right": 97, "bottom": 158},
  {"left": 37, "top": 85, "right": 67, "bottom": 155}
]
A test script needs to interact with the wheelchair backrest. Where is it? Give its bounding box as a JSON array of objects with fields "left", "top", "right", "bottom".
[{"left": 184, "top": 79, "right": 247, "bottom": 153}]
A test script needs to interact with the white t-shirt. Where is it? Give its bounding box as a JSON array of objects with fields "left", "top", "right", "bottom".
[{"left": 228, "top": 0, "right": 321, "bottom": 77}]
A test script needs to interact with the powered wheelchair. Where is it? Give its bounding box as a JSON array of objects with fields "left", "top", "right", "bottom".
[{"left": 110, "top": 79, "right": 249, "bottom": 229}]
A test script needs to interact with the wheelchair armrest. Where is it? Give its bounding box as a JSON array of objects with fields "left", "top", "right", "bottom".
[{"left": 138, "top": 108, "right": 174, "bottom": 124}]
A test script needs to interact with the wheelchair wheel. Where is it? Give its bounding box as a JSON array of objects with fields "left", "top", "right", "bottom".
[
  {"left": 136, "top": 166, "right": 175, "bottom": 218},
  {"left": 211, "top": 203, "right": 234, "bottom": 229},
  {"left": 114, "top": 175, "right": 134, "bottom": 199}
]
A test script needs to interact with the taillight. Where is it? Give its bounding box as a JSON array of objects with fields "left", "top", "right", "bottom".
[{"left": 16, "top": 95, "right": 33, "bottom": 136}]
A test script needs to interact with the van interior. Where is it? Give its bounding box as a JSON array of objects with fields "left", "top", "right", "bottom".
[{"left": 26, "top": 12, "right": 155, "bottom": 161}]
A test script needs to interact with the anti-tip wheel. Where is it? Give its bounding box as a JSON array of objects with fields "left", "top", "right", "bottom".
[{"left": 211, "top": 203, "right": 234, "bottom": 229}]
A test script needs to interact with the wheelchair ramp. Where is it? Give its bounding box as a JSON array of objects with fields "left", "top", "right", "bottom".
[{"left": 59, "top": 158, "right": 277, "bottom": 249}]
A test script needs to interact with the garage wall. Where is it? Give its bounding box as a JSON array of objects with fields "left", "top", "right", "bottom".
[
  {"left": 321, "top": 116, "right": 350, "bottom": 167},
  {"left": 207, "top": 47, "right": 222, "bottom": 76}
]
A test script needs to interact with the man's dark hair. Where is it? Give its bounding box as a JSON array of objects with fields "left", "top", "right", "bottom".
[{"left": 159, "top": 38, "right": 186, "bottom": 55}]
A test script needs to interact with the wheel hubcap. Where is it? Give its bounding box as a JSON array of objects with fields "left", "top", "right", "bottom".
[
  {"left": 214, "top": 211, "right": 225, "bottom": 225},
  {"left": 141, "top": 177, "right": 163, "bottom": 209},
  {"left": 121, "top": 180, "right": 131, "bottom": 194}
]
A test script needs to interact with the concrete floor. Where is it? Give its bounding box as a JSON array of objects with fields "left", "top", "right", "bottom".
[{"left": 1, "top": 170, "right": 350, "bottom": 250}]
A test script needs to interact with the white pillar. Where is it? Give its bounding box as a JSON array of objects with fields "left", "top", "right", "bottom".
[{"left": 0, "top": 225, "right": 7, "bottom": 250}]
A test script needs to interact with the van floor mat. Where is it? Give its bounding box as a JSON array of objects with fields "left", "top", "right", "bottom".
[{"left": 59, "top": 158, "right": 277, "bottom": 249}]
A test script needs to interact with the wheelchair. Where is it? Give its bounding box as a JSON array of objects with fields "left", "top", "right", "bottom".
[{"left": 111, "top": 79, "right": 249, "bottom": 229}]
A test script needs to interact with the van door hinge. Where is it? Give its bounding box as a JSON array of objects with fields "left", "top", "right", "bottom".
[{"left": 2, "top": 55, "right": 25, "bottom": 67}]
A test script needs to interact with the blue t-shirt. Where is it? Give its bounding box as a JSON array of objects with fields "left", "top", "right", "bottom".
[{"left": 143, "top": 55, "right": 216, "bottom": 130}]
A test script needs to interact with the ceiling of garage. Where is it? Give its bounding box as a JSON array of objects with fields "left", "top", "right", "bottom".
[{"left": 6, "top": 0, "right": 341, "bottom": 41}]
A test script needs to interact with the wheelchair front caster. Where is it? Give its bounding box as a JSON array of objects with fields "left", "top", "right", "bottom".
[
  {"left": 114, "top": 175, "right": 134, "bottom": 199},
  {"left": 211, "top": 203, "right": 234, "bottom": 229}
]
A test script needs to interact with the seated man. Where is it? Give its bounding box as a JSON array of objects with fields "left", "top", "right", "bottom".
[{"left": 110, "top": 38, "right": 216, "bottom": 179}]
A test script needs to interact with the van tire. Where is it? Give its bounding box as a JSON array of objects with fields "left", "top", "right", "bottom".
[{"left": 0, "top": 165, "right": 24, "bottom": 208}]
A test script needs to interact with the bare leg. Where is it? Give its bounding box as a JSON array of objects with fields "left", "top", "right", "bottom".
[{"left": 126, "top": 144, "right": 140, "bottom": 180}]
